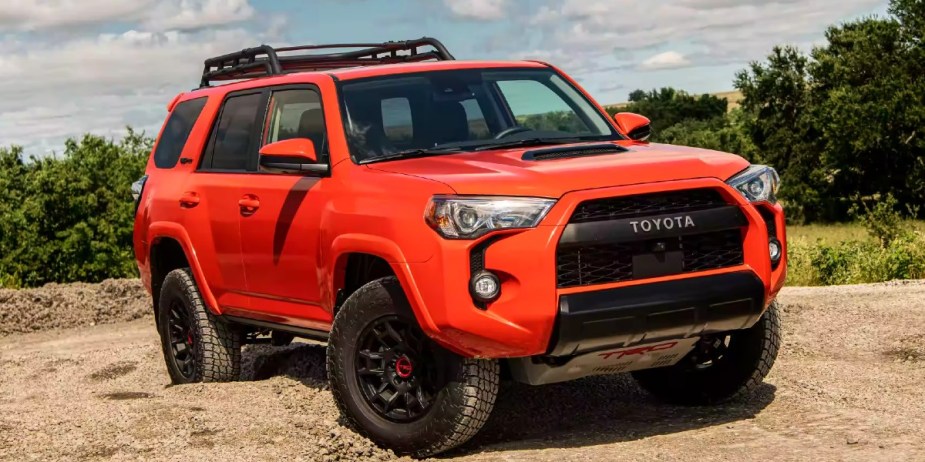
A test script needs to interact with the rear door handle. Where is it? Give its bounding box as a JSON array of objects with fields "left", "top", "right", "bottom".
[
  {"left": 179, "top": 192, "right": 200, "bottom": 208},
  {"left": 238, "top": 195, "right": 260, "bottom": 213}
]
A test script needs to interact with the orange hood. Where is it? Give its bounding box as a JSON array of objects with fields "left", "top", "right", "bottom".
[{"left": 367, "top": 142, "right": 750, "bottom": 198}]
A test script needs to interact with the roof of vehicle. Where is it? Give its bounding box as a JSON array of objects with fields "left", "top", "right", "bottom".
[
  {"left": 326, "top": 59, "right": 548, "bottom": 80},
  {"left": 172, "top": 38, "right": 550, "bottom": 108}
]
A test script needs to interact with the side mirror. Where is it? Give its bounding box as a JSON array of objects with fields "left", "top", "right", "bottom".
[
  {"left": 259, "top": 138, "right": 328, "bottom": 174},
  {"left": 613, "top": 112, "right": 652, "bottom": 141}
]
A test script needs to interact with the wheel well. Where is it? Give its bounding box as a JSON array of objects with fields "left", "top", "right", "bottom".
[
  {"left": 337, "top": 253, "right": 395, "bottom": 312},
  {"left": 150, "top": 238, "right": 190, "bottom": 322}
]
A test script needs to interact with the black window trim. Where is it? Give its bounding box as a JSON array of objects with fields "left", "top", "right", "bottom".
[{"left": 197, "top": 83, "right": 332, "bottom": 177}]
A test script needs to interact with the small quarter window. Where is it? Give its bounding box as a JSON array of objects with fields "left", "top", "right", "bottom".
[{"left": 153, "top": 97, "right": 207, "bottom": 168}]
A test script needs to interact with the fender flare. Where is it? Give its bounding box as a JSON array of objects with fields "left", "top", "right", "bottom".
[
  {"left": 328, "top": 233, "right": 438, "bottom": 334},
  {"left": 147, "top": 221, "right": 223, "bottom": 315}
]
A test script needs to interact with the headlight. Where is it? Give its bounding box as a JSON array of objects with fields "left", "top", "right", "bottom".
[
  {"left": 425, "top": 196, "right": 556, "bottom": 239},
  {"left": 726, "top": 165, "right": 780, "bottom": 203}
]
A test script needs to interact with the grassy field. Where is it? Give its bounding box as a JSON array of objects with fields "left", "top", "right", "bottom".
[
  {"left": 788, "top": 221, "right": 925, "bottom": 244},
  {"left": 786, "top": 221, "right": 925, "bottom": 286}
]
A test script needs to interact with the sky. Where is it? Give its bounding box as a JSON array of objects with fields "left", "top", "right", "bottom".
[{"left": 0, "top": 0, "right": 889, "bottom": 154}]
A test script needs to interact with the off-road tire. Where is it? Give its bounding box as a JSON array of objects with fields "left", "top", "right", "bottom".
[
  {"left": 157, "top": 268, "right": 241, "bottom": 384},
  {"left": 327, "top": 277, "right": 499, "bottom": 457},
  {"left": 632, "top": 301, "right": 781, "bottom": 405}
]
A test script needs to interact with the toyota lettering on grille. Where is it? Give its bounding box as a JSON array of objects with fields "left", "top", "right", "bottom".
[{"left": 630, "top": 215, "right": 695, "bottom": 233}]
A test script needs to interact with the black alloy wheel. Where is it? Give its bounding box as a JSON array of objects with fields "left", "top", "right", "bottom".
[
  {"left": 166, "top": 299, "right": 197, "bottom": 380},
  {"left": 355, "top": 315, "right": 441, "bottom": 422}
]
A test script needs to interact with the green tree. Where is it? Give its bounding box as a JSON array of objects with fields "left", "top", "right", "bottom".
[
  {"left": 0, "top": 129, "right": 150, "bottom": 287},
  {"left": 609, "top": 87, "right": 728, "bottom": 135},
  {"left": 734, "top": 0, "right": 925, "bottom": 222},
  {"left": 810, "top": 10, "right": 925, "bottom": 216}
]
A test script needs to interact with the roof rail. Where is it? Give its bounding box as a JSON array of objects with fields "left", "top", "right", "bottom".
[{"left": 199, "top": 37, "right": 454, "bottom": 88}]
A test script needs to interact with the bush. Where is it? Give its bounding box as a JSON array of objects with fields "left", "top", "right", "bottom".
[
  {"left": 787, "top": 230, "right": 925, "bottom": 286},
  {"left": 0, "top": 129, "right": 150, "bottom": 288}
]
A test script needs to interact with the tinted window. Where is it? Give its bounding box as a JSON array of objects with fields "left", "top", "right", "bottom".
[
  {"left": 153, "top": 97, "right": 207, "bottom": 168},
  {"left": 381, "top": 97, "right": 413, "bottom": 142},
  {"left": 264, "top": 89, "right": 326, "bottom": 158},
  {"left": 460, "top": 98, "right": 489, "bottom": 139},
  {"left": 496, "top": 79, "right": 592, "bottom": 134},
  {"left": 205, "top": 93, "right": 262, "bottom": 171},
  {"left": 340, "top": 69, "right": 618, "bottom": 163}
]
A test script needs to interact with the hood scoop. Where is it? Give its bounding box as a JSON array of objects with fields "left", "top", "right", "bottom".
[{"left": 522, "top": 143, "right": 629, "bottom": 161}]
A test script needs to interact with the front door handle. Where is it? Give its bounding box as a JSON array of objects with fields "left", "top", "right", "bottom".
[
  {"left": 179, "top": 192, "right": 200, "bottom": 208},
  {"left": 238, "top": 195, "right": 260, "bottom": 214}
]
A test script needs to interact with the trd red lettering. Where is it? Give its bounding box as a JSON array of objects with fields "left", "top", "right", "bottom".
[{"left": 597, "top": 341, "right": 679, "bottom": 360}]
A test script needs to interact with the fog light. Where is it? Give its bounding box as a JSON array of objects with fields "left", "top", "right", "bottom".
[
  {"left": 769, "top": 238, "right": 782, "bottom": 263},
  {"left": 470, "top": 271, "right": 500, "bottom": 303}
]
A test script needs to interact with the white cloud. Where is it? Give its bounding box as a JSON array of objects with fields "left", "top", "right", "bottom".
[
  {"left": 144, "top": 0, "right": 255, "bottom": 32},
  {"left": 443, "top": 0, "right": 509, "bottom": 21},
  {"left": 639, "top": 51, "right": 691, "bottom": 70},
  {"left": 0, "top": 0, "right": 268, "bottom": 153},
  {"left": 525, "top": 0, "right": 885, "bottom": 72},
  {"left": 0, "top": 0, "right": 254, "bottom": 32},
  {"left": 0, "top": 0, "right": 155, "bottom": 31},
  {"left": 0, "top": 28, "right": 264, "bottom": 152}
]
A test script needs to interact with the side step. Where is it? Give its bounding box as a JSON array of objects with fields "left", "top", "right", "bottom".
[{"left": 223, "top": 315, "right": 329, "bottom": 343}]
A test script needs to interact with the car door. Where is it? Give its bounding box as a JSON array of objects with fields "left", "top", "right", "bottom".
[
  {"left": 182, "top": 89, "right": 268, "bottom": 310},
  {"left": 237, "top": 86, "right": 331, "bottom": 329}
]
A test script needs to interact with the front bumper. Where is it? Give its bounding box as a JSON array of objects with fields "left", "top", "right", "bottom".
[
  {"left": 548, "top": 271, "right": 765, "bottom": 356},
  {"left": 401, "top": 178, "right": 787, "bottom": 358}
]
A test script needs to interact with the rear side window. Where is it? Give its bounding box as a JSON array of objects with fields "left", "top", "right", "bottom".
[
  {"left": 202, "top": 93, "right": 263, "bottom": 171},
  {"left": 153, "top": 97, "right": 207, "bottom": 168}
]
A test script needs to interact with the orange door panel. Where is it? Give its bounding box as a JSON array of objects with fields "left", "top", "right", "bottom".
[
  {"left": 238, "top": 175, "right": 330, "bottom": 327},
  {"left": 179, "top": 172, "right": 249, "bottom": 309}
]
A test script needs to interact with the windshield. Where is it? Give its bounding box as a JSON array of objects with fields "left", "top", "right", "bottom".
[{"left": 339, "top": 68, "right": 619, "bottom": 163}]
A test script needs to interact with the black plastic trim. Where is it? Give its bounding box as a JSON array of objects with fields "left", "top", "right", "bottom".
[
  {"left": 548, "top": 271, "right": 766, "bottom": 356},
  {"left": 559, "top": 205, "right": 746, "bottom": 248},
  {"left": 522, "top": 143, "right": 627, "bottom": 161},
  {"left": 224, "top": 315, "right": 329, "bottom": 342},
  {"left": 468, "top": 236, "right": 502, "bottom": 309},
  {"left": 200, "top": 37, "right": 454, "bottom": 87}
]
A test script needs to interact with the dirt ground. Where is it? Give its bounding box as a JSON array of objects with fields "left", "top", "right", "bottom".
[{"left": 1, "top": 280, "right": 924, "bottom": 461}]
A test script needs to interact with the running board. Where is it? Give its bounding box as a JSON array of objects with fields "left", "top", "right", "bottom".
[{"left": 223, "top": 315, "right": 329, "bottom": 342}]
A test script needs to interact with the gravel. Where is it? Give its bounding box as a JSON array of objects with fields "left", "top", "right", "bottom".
[
  {"left": 0, "top": 279, "right": 148, "bottom": 336},
  {"left": 1, "top": 280, "right": 924, "bottom": 461}
]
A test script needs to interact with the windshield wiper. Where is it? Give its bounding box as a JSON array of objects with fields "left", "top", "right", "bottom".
[
  {"left": 359, "top": 146, "right": 463, "bottom": 164},
  {"left": 472, "top": 137, "right": 586, "bottom": 151}
]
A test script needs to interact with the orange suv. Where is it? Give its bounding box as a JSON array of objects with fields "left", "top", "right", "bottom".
[{"left": 133, "top": 38, "right": 786, "bottom": 457}]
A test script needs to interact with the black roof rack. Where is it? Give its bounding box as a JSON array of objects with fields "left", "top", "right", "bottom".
[{"left": 199, "top": 37, "right": 454, "bottom": 88}]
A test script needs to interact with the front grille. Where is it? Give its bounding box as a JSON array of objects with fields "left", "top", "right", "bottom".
[
  {"left": 556, "top": 189, "right": 744, "bottom": 288},
  {"left": 556, "top": 230, "right": 743, "bottom": 287},
  {"left": 569, "top": 189, "right": 726, "bottom": 223}
]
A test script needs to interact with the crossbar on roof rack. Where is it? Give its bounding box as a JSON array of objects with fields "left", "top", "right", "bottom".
[{"left": 199, "top": 37, "right": 454, "bottom": 88}]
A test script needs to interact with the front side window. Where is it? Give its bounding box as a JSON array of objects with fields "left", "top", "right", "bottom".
[
  {"left": 203, "top": 92, "right": 262, "bottom": 171},
  {"left": 154, "top": 97, "right": 207, "bottom": 168},
  {"left": 340, "top": 68, "right": 618, "bottom": 163},
  {"left": 264, "top": 89, "right": 327, "bottom": 159}
]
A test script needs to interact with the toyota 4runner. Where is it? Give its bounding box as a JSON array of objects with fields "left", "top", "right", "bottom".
[{"left": 133, "top": 38, "right": 786, "bottom": 457}]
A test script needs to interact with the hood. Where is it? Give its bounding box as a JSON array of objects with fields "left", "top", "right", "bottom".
[{"left": 366, "top": 141, "right": 750, "bottom": 198}]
